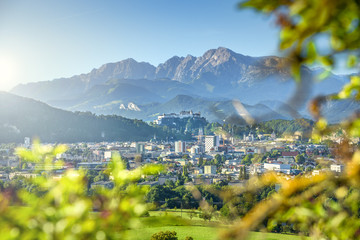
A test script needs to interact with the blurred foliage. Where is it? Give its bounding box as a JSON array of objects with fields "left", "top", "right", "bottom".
[
  {"left": 240, "top": 0, "right": 360, "bottom": 78},
  {"left": 216, "top": 0, "right": 360, "bottom": 239},
  {"left": 0, "top": 142, "right": 163, "bottom": 239},
  {"left": 3, "top": 1, "right": 360, "bottom": 239}
]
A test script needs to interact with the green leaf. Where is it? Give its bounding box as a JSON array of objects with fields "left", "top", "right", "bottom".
[
  {"left": 319, "top": 56, "right": 334, "bottom": 67},
  {"left": 307, "top": 41, "right": 317, "bottom": 62},
  {"left": 347, "top": 55, "right": 358, "bottom": 68}
]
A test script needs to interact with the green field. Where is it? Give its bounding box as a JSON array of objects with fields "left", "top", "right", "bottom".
[
  {"left": 126, "top": 225, "right": 306, "bottom": 240},
  {"left": 126, "top": 210, "right": 308, "bottom": 240}
]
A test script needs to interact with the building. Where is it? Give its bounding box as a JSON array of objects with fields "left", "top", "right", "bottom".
[
  {"left": 263, "top": 163, "right": 291, "bottom": 174},
  {"left": 250, "top": 164, "right": 265, "bottom": 175},
  {"left": 24, "top": 137, "right": 31, "bottom": 148},
  {"left": 330, "top": 164, "right": 344, "bottom": 173},
  {"left": 9, "top": 171, "right": 39, "bottom": 180},
  {"left": 153, "top": 111, "right": 207, "bottom": 131},
  {"left": 193, "top": 167, "right": 204, "bottom": 175},
  {"left": 137, "top": 181, "right": 159, "bottom": 187},
  {"left": 91, "top": 181, "right": 114, "bottom": 189},
  {"left": 193, "top": 176, "right": 213, "bottom": 185},
  {"left": 154, "top": 110, "right": 202, "bottom": 125},
  {"left": 175, "top": 141, "right": 186, "bottom": 153},
  {"left": 205, "top": 135, "right": 219, "bottom": 152},
  {"left": 255, "top": 147, "right": 266, "bottom": 154},
  {"left": 77, "top": 162, "right": 107, "bottom": 169},
  {"left": 281, "top": 151, "right": 299, "bottom": 157},
  {"left": 92, "top": 150, "right": 104, "bottom": 161},
  {"left": 136, "top": 143, "right": 145, "bottom": 154},
  {"left": 158, "top": 176, "right": 178, "bottom": 185},
  {"left": 190, "top": 145, "right": 204, "bottom": 155},
  {"left": 204, "top": 165, "right": 217, "bottom": 175},
  {"left": 0, "top": 171, "right": 9, "bottom": 181},
  {"left": 104, "top": 151, "right": 118, "bottom": 160},
  {"left": 277, "top": 157, "right": 295, "bottom": 164}
]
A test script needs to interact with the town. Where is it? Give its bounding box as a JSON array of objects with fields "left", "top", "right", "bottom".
[{"left": 0, "top": 123, "right": 349, "bottom": 189}]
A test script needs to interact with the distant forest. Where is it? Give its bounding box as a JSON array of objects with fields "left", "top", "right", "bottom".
[{"left": 205, "top": 119, "right": 314, "bottom": 139}]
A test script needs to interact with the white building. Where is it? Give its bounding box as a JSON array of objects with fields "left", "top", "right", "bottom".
[
  {"left": 250, "top": 164, "right": 265, "bottom": 175},
  {"left": 104, "top": 151, "right": 118, "bottom": 160},
  {"left": 154, "top": 110, "right": 201, "bottom": 125},
  {"left": 330, "top": 164, "right": 344, "bottom": 173},
  {"left": 277, "top": 157, "right": 295, "bottom": 164},
  {"left": 204, "top": 165, "right": 217, "bottom": 175},
  {"left": 24, "top": 137, "right": 31, "bottom": 148},
  {"left": 175, "top": 141, "right": 186, "bottom": 153},
  {"left": 264, "top": 163, "right": 291, "bottom": 174},
  {"left": 205, "top": 135, "right": 219, "bottom": 152}
]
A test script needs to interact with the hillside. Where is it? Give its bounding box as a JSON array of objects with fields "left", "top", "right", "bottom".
[{"left": 0, "top": 92, "right": 179, "bottom": 143}]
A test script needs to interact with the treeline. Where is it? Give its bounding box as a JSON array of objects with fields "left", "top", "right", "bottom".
[
  {"left": 203, "top": 118, "right": 314, "bottom": 138},
  {"left": 145, "top": 180, "right": 275, "bottom": 220},
  {"left": 261, "top": 118, "right": 313, "bottom": 137}
]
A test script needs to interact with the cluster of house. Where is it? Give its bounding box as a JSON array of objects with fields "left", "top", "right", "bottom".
[{"left": 0, "top": 133, "right": 347, "bottom": 188}]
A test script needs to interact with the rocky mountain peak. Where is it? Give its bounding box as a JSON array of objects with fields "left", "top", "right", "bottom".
[
  {"left": 155, "top": 56, "right": 184, "bottom": 79},
  {"left": 201, "top": 47, "right": 237, "bottom": 63},
  {"left": 90, "top": 58, "right": 156, "bottom": 83},
  {"left": 11, "top": 47, "right": 347, "bottom": 113}
]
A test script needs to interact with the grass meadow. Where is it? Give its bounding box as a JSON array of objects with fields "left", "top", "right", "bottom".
[{"left": 125, "top": 210, "right": 308, "bottom": 240}]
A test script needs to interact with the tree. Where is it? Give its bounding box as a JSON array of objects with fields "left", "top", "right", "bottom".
[
  {"left": 93, "top": 171, "right": 109, "bottom": 183},
  {"left": 188, "top": 209, "right": 197, "bottom": 220},
  {"left": 134, "top": 154, "right": 142, "bottom": 167},
  {"left": 238, "top": 166, "right": 248, "bottom": 180},
  {"left": 198, "top": 156, "right": 204, "bottom": 166},
  {"left": 252, "top": 153, "right": 264, "bottom": 163},
  {"left": 182, "top": 165, "right": 188, "bottom": 178},
  {"left": 238, "top": 166, "right": 246, "bottom": 180},
  {"left": 295, "top": 154, "right": 305, "bottom": 165},
  {"left": 220, "top": 1, "right": 360, "bottom": 239},
  {"left": 199, "top": 209, "right": 213, "bottom": 222},
  {"left": 151, "top": 231, "right": 178, "bottom": 240},
  {"left": 214, "top": 154, "right": 221, "bottom": 165},
  {"left": 6, "top": 141, "right": 165, "bottom": 239},
  {"left": 242, "top": 154, "right": 253, "bottom": 166}
]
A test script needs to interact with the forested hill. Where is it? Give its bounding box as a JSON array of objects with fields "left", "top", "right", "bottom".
[
  {"left": 260, "top": 119, "right": 314, "bottom": 137},
  {"left": 216, "top": 118, "right": 314, "bottom": 138},
  {"left": 0, "top": 92, "right": 182, "bottom": 143}
]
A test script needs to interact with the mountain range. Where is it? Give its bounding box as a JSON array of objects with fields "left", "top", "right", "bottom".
[{"left": 11, "top": 47, "right": 358, "bottom": 123}]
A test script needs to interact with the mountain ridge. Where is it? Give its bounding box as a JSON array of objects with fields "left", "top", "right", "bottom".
[
  {"left": 11, "top": 47, "right": 295, "bottom": 102},
  {"left": 10, "top": 47, "right": 356, "bottom": 123}
]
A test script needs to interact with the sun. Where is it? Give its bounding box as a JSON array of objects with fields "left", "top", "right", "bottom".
[{"left": 0, "top": 56, "right": 18, "bottom": 91}]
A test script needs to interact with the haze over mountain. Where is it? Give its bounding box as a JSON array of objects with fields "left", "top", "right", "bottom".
[
  {"left": 0, "top": 91, "right": 179, "bottom": 143},
  {"left": 11, "top": 47, "right": 356, "bottom": 123}
]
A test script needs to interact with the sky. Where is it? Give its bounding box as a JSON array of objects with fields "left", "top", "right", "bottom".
[{"left": 0, "top": 0, "right": 281, "bottom": 91}]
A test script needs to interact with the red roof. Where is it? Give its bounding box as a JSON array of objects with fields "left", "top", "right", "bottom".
[{"left": 282, "top": 151, "right": 299, "bottom": 157}]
